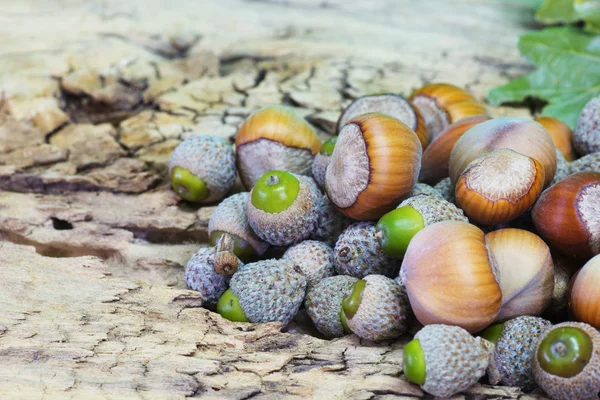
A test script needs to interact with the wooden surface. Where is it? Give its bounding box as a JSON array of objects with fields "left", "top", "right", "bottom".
[{"left": 0, "top": 1, "right": 548, "bottom": 398}]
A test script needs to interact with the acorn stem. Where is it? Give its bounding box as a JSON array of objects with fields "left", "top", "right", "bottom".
[{"left": 267, "top": 174, "right": 280, "bottom": 186}]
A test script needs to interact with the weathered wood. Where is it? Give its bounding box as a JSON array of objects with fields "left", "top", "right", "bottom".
[{"left": 0, "top": 0, "right": 549, "bottom": 398}]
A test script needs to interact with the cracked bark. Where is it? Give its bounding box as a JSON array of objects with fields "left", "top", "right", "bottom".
[{"left": 0, "top": 0, "right": 548, "bottom": 398}]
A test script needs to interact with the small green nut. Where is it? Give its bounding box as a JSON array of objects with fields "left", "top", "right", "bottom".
[
  {"left": 342, "top": 279, "right": 366, "bottom": 320},
  {"left": 537, "top": 326, "right": 593, "bottom": 378},
  {"left": 320, "top": 136, "right": 338, "bottom": 156},
  {"left": 171, "top": 167, "right": 210, "bottom": 202},
  {"left": 216, "top": 288, "right": 249, "bottom": 322},
  {"left": 209, "top": 231, "right": 257, "bottom": 262},
  {"left": 403, "top": 338, "right": 426, "bottom": 385},
  {"left": 251, "top": 170, "right": 300, "bottom": 214},
  {"left": 376, "top": 206, "right": 425, "bottom": 258},
  {"left": 479, "top": 322, "right": 505, "bottom": 345}
]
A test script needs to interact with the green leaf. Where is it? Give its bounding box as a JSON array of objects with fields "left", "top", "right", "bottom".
[
  {"left": 575, "top": 0, "right": 600, "bottom": 32},
  {"left": 487, "top": 27, "right": 600, "bottom": 128},
  {"left": 535, "top": 0, "right": 579, "bottom": 24}
]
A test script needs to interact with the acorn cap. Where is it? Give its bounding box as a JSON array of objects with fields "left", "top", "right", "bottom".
[
  {"left": 283, "top": 240, "right": 335, "bottom": 289},
  {"left": 209, "top": 192, "right": 270, "bottom": 257},
  {"left": 344, "top": 275, "right": 410, "bottom": 341},
  {"left": 414, "top": 324, "right": 492, "bottom": 398},
  {"left": 184, "top": 247, "right": 229, "bottom": 306},
  {"left": 311, "top": 192, "right": 352, "bottom": 247},
  {"left": 336, "top": 94, "right": 428, "bottom": 149},
  {"left": 334, "top": 222, "right": 401, "bottom": 279},
  {"left": 552, "top": 149, "right": 571, "bottom": 186},
  {"left": 401, "top": 183, "right": 443, "bottom": 200},
  {"left": 398, "top": 194, "right": 467, "bottom": 226},
  {"left": 533, "top": 322, "right": 600, "bottom": 400},
  {"left": 235, "top": 105, "right": 321, "bottom": 189},
  {"left": 169, "top": 135, "right": 237, "bottom": 203},
  {"left": 433, "top": 177, "right": 456, "bottom": 204},
  {"left": 487, "top": 316, "right": 552, "bottom": 391},
  {"left": 311, "top": 153, "right": 330, "bottom": 188},
  {"left": 574, "top": 96, "right": 600, "bottom": 156},
  {"left": 229, "top": 259, "right": 307, "bottom": 326},
  {"left": 305, "top": 275, "right": 358, "bottom": 339},
  {"left": 569, "top": 151, "right": 600, "bottom": 174},
  {"left": 247, "top": 173, "right": 319, "bottom": 247}
]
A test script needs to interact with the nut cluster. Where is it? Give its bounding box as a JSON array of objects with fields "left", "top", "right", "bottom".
[{"left": 170, "top": 88, "right": 600, "bottom": 399}]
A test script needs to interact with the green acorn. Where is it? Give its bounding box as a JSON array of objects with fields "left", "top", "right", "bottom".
[
  {"left": 304, "top": 275, "right": 358, "bottom": 339},
  {"left": 247, "top": 170, "right": 318, "bottom": 246},
  {"left": 283, "top": 240, "right": 335, "bottom": 289},
  {"left": 209, "top": 192, "right": 269, "bottom": 262},
  {"left": 485, "top": 316, "right": 552, "bottom": 392},
  {"left": 403, "top": 324, "right": 493, "bottom": 397},
  {"left": 533, "top": 322, "right": 600, "bottom": 400},
  {"left": 375, "top": 195, "right": 467, "bottom": 258},
  {"left": 573, "top": 96, "right": 600, "bottom": 156},
  {"left": 221, "top": 259, "right": 307, "bottom": 326},
  {"left": 334, "top": 222, "right": 401, "bottom": 278},
  {"left": 169, "top": 135, "right": 236, "bottom": 203},
  {"left": 341, "top": 275, "right": 410, "bottom": 341},
  {"left": 311, "top": 136, "right": 337, "bottom": 188}
]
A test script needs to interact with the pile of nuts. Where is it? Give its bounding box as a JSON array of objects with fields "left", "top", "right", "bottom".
[{"left": 169, "top": 83, "right": 600, "bottom": 399}]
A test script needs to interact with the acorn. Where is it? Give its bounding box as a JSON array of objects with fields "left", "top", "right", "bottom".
[
  {"left": 531, "top": 171, "right": 600, "bottom": 261},
  {"left": 419, "top": 114, "right": 490, "bottom": 184},
  {"left": 535, "top": 116, "right": 576, "bottom": 161},
  {"left": 433, "top": 177, "right": 456, "bottom": 204},
  {"left": 449, "top": 117, "right": 557, "bottom": 188},
  {"left": 551, "top": 150, "right": 571, "bottom": 186},
  {"left": 409, "top": 83, "right": 488, "bottom": 141},
  {"left": 573, "top": 96, "right": 600, "bottom": 156},
  {"left": 484, "top": 316, "right": 552, "bottom": 392},
  {"left": 235, "top": 105, "right": 321, "bottom": 189},
  {"left": 376, "top": 194, "right": 467, "bottom": 258},
  {"left": 310, "top": 192, "right": 353, "bottom": 247},
  {"left": 184, "top": 246, "right": 230, "bottom": 306},
  {"left": 282, "top": 240, "right": 335, "bottom": 289},
  {"left": 304, "top": 275, "right": 358, "bottom": 339},
  {"left": 485, "top": 228, "right": 554, "bottom": 321},
  {"left": 544, "top": 253, "right": 581, "bottom": 322},
  {"left": 169, "top": 135, "right": 237, "bottom": 203},
  {"left": 325, "top": 112, "right": 422, "bottom": 220},
  {"left": 336, "top": 94, "right": 428, "bottom": 149},
  {"left": 533, "top": 322, "right": 600, "bottom": 400},
  {"left": 334, "top": 222, "right": 401, "bottom": 279},
  {"left": 403, "top": 324, "right": 493, "bottom": 397},
  {"left": 402, "top": 183, "right": 443, "bottom": 200},
  {"left": 400, "top": 221, "right": 502, "bottom": 333},
  {"left": 247, "top": 170, "right": 319, "bottom": 247},
  {"left": 208, "top": 192, "right": 269, "bottom": 262},
  {"left": 311, "top": 136, "right": 337, "bottom": 188},
  {"left": 455, "top": 148, "right": 545, "bottom": 225},
  {"left": 221, "top": 259, "right": 307, "bottom": 326},
  {"left": 341, "top": 275, "right": 410, "bottom": 341},
  {"left": 569, "top": 151, "right": 600, "bottom": 174},
  {"left": 569, "top": 254, "right": 600, "bottom": 329}
]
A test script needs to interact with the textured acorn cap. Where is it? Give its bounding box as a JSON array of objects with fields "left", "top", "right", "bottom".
[
  {"left": 487, "top": 316, "right": 552, "bottom": 392},
  {"left": 551, "top": 149, "right": 571, "bottom": 186},
  {"left": 184, "top": 247, "right": 229, "bottom": 306},
  {"left": 398, "top": 194, "right": 467, "bottom": 226},
  {"left": 305, "top": 275, "right": 358, "bottom": 339},
  {"left": 311, "top": 153, "right": 330, "bottom": 188},
  {"left": 433, "top": 177, "right": 456, "bottom": 204},
  {"left": 345, "top": 275, "right": 410, "bottom": 341},
  {"left": 336, "top": 94, "right": 428, "bottom": 149},
  {"left": 334, "top": 222, "right": 401, "bottom": 279},
  {"left": 169, "top": 135, "right": 237, "bottom": 203},
  {"left": 283, "top": 240, "right": 335, "bottom": 289},
  {"left": 574, "top": 96, "right": 600, "bottom": 156},
  {"left": 247, "top": 174, "right": 319, "bottom": 247},
  {"left": 311, "top": 192, "right": 353, "bottom": 247},
  {"left": 414, "top": 324, "right": 492, "bottom": 397},
  {"left": 402, "top": 183, "right": 443, "bottom": 200},
  {"left": 235, "top": 105, "right": 321, "bottom": 189},
  {"left": 533, "top": 322, "right": 600, "bottom": 400},
  {"left": 209, "top": 192, "right": 269, "bottom": 256},
  {"left": 230, "top": 259, "right": 307, "bottom": 326},
  {"left": 569, "top": 151, "right": 600, "bottom": 174}
]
